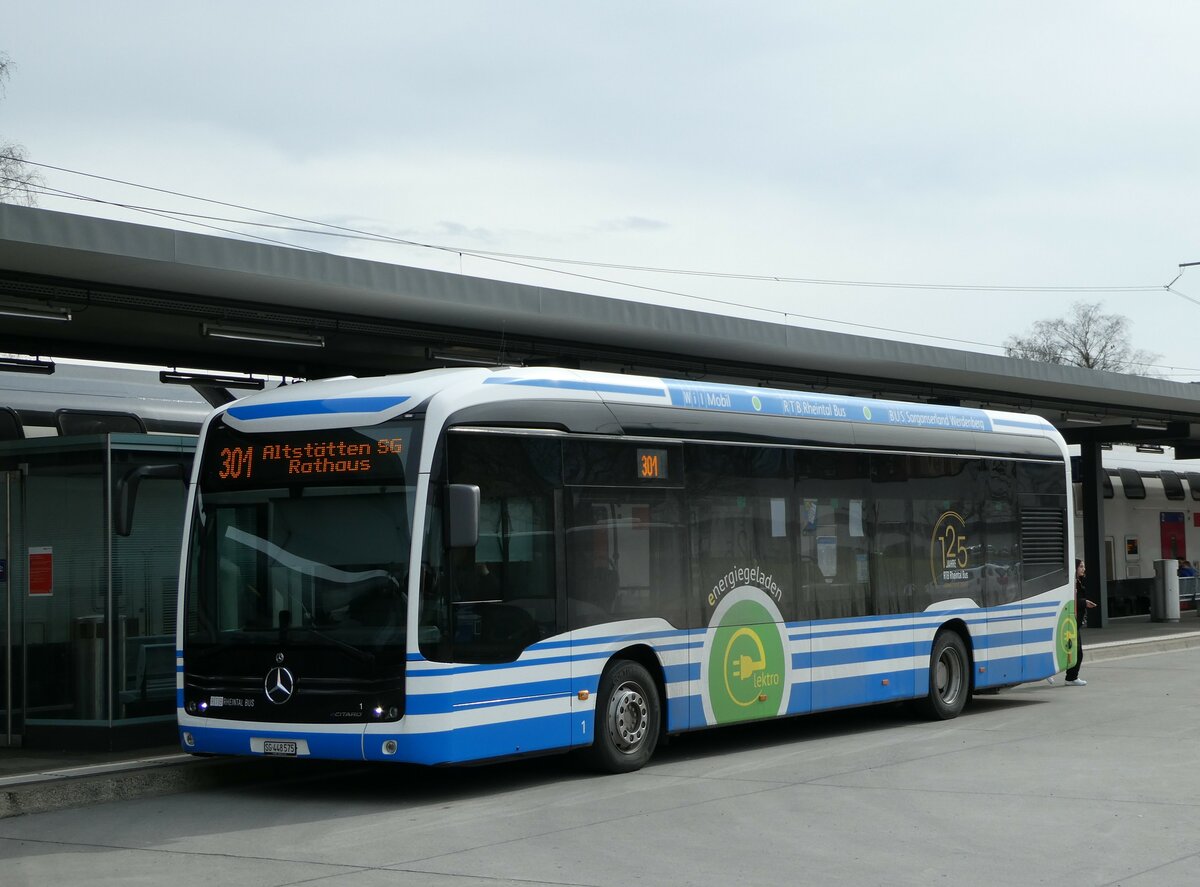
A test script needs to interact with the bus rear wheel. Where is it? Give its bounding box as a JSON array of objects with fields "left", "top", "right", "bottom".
[
  {"left": 919, "top": 631, "right": 970, "bottom": 720},
  {"left": 583, "top": 659, "right": 660, "bottom": 773}
]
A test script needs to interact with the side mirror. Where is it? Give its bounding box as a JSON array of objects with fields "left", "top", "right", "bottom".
[
  {"left": 446, "top": 483, "right": 480, "bottom": 549},
  {"left": 114, "top": 463, "right": 186, "bottom": 537}
]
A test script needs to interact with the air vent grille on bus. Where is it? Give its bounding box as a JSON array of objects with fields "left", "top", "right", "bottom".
[{"left": 1021, "top": 508, "right": 1066, "bottom": 565}]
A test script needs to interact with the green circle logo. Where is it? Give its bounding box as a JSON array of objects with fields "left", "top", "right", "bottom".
[
  {"left": 707, "top": 597, "right": 787, "bottom": 723},
  {"left": 1055, "top": 601, "right": 1079, "bottom": 671},
  {"left": 863, "top": 406, "right": 872, "bottom": 420},
  {"left": 751, "top": 395, "right": 763, "bottom": 412}
]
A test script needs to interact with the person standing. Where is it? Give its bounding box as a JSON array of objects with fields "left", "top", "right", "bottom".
[{"left": 1064, "top": 559, "right": 1097, "bottom": 685}]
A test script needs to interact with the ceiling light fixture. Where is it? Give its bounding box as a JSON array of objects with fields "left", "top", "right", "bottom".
[
  {"left": 0, "top": 356, "right": 56, "bottom": 375},
  {"left": 1064, "top": 414, "right": 1104, "bottom": 425},
  {"left": 160, "top": 370, "right": 267, "bottom": 390},
  {"left": 1132, "top": 419, "right": 1169, "bottom": 432},
  {"left": 201, "top": 322, "right": 325, "bottom": 348},
  {"left": 0, "top": 301, "right": 73, "bottom": 322},
  {"left": 426, "top": 348, "right": 515, "bottom": 367}
]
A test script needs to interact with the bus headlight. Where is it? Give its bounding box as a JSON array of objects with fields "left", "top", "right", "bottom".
[{"left": 382, "top": 740, "right": 398, "bottom": 755}]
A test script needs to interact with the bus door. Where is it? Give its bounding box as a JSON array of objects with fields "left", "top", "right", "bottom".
[
  {"left": 441, "top": 432, "right": 569, "bottom": 757},
  {"left": 866, "top": 490, "right": 916, "bottom": 702},
  {"left": 1016, "top": 462, "right": 1071, "bottom": 683},
  {"left": 564, "top": 484, "right": 689, "bottom": 738},
  {"left": 976, "top": 465, "right": 1023, "bottom": 687}
]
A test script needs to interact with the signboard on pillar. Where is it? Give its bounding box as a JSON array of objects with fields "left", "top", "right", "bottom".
[{"left": 28, "top": 546, "right": 53, "bottom": 596}]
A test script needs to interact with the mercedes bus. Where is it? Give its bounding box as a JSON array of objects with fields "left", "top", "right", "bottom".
[{"left": 176, "top": 367, "right": 1076, "bottom": 772}]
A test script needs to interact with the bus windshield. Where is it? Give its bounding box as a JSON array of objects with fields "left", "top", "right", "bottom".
[{"left": 185, "top": 418, "right": 418, "bottom": 659}]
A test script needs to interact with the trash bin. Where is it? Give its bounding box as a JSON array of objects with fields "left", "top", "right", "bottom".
[
  {"left": 1152, "top": 560, "right": 1181, "bottom": 623},
  {"left": 72, "top": 615, "right": 106, "bottom": 719},
  {"left": 71, "top": 614, "right": 137, "bottom": 719}
]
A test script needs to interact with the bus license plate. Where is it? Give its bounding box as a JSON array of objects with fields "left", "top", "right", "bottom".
[{"left": 262, "top": 740, "right": 297, "bottom": 756}]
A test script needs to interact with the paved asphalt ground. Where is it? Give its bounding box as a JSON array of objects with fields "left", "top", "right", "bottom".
[{"left": 0, "top": 631, "right": 1197, "bottom": 887}]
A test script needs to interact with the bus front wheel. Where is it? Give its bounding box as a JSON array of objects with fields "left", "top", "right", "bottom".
[
  {"left": 919, "top": 631, "right": 970, "bottom": 720},
  {"left": 583, "top": 659, "right": 660, "bottom": 773}
]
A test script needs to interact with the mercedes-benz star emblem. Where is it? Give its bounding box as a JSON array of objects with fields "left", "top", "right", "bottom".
[{"left": 264, "top": 666, "right": 295, "bottom": 704}]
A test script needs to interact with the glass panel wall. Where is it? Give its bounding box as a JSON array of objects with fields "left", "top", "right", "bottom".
[
  {"left": 0, "top": 434, "right": 194, "bottom": 747},
  {"left": 22, "top": 448, "right": 106, "bottom": 725},
  {"left": 1, "top": 470, "right": 26, "bottom": 744},
  {"left": 112, "top": 447, "right": 191, "bottom": 721}
]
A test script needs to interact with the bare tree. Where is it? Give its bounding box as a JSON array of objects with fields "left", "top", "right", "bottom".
[
  {"left": 1, "top": 53, "right": 43, "bottom": 206},
  {"left": 1004, "top": 301, "right": 1159, "bottom": 375}
]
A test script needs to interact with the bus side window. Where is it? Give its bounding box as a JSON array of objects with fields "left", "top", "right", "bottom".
[
  {"left": 435, "top": 432, "right": 561, "bottom": 664},
  {"left": 565, "top": 492, "right": 687, "bottom": 629},
  {"left": 687, "top": 442, "right": 795, "bottom": 625},
  {"left": 796, "top": 451, "right": 870, "bottom": 620},
  {"left": 417, "top": 485, "right": 450, "bottom": 659}
]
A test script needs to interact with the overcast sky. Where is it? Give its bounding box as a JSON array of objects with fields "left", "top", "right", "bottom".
[{"left": 3, "top": 3, "right": 1198, "bottom": 378}]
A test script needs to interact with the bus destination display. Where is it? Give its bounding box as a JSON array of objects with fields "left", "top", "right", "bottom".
[
  {"left": 202, "top": 420, "right": 411, "bottom": 489},
  {"left": 637, "top": 447, "right": 668, "bottom": 480}
]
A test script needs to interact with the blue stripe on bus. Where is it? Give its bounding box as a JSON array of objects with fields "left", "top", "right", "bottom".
[
  {"left": 1022, "top": 651, "right": 1056, "bottom": 680},
  {"left": 802, "top": 616, "right": 982, "bottom": 642},
  {"left": 804, "top": 622, "right": 909, "bottom": 639},
  {"left": 810, "top": 641, "right": 919, "bottom": 668},
  {"left": 976, "top": 630, "right": 1021, "bottom": 649},
  {"left": 483, "top": 377, "right": 666, "bottom": 398},
  {"left": 992, "top": 417, "right": 1053, "bottom": 430},
  {"left": 420, "top": 644, "right": 695, "bottom": 679},
  {"left": 787, "top": 683, "right": 810, "bottom": 715},
  {"left": 411, "top": 647, "right": 632, "bottom": 679},
  {"left": 374, "top": 713, "right": 578, "bottom": 765},
  {"left": 183, "top": 645, "right": 1061, "bottom": 764},
  {"left": 663, "top": 662, "right": 696, "bottom": 685},
  {"left": 667, "top": 695, "right": 691, "bottom": 731},
  {"left": 570, "top": 627, "right": 697, "bottom": 646},
  {"left": 985, "top": 614, "right": 1027, "bottom": 626},
  {"left": 664, "top": 382, "right": 995, "bottom": 432},
  {"left": 976, "top": 628, "right": 1053, "bottom": 649},
  {"left": 811, "top": 673, "right": 921, "bottom": 710},
  {"left": 226, "top": 396, "right": 410, "bottom": 420},
  {"left": 406, "top": 680, "right": 574, "bottom": 715}
]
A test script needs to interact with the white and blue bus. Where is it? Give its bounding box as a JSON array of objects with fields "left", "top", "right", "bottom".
[{"left": 177, "top": 367, "right": 1077, "bottom": 772}]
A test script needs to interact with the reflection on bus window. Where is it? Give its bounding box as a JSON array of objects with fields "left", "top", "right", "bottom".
[{"left": 434, "top": 433, "right": 560, "bottom": 663}]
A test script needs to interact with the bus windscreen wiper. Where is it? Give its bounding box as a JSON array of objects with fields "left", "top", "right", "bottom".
[{"left": 278, "top": 614, "right": 376, "bottom": 665}]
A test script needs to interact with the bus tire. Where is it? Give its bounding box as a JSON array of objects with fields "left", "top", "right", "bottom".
[
  {"left": 919, "top": 631, "right": 970, "bottom": 720},
  {"left": 583, "top": 659, "right": 660, "bottom": 773}
]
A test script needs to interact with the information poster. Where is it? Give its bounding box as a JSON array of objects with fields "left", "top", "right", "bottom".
[
  {"left": 817, "top": 536, "right": 838, "bottom": 578},
  {"left": 28, "top": 546, "right": 53, "bottom": 596}
]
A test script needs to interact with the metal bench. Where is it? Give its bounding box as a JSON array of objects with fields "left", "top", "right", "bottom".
[{"left": 119, "top": 641, "right": 176, "bottom": 705}]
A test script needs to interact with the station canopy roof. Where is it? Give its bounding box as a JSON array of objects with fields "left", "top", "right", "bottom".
[{"left": 3, "top": 203, "right": 1200, "bottom": 454}]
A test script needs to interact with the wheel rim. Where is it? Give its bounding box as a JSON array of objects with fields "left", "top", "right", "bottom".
[
  {"left": 935, "top": 644, "right": 964, "bottom": 706},
  {"left": 606, "top": 680, "right": 649, "bottom": 755}
]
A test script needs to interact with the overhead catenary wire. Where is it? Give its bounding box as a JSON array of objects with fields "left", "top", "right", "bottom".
[
  {"left": 2, "top": 177, "right": 322, "bottom": 253},
  {"left": 18, "top": 160, "right": 1164, "bottom": 293},
  {"left": 5, "top": 160, "right": 1194, "bottom": 377},
  {"left": 1, "top": 179, "right": 1053, "bottom": 357}
]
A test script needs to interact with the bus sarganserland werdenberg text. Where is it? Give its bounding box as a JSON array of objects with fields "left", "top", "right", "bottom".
[{"left": 176, "top": 367, "right": 1076, "bottom": 772}]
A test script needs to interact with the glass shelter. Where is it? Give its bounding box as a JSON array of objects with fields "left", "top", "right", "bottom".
[{"left": 0, "top": 433, "right": 194, "bottom": 749}]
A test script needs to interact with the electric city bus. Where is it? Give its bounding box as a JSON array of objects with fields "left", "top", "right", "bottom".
[{"left": 176, "top": 367, "right": 1076, "bottom": 772}]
